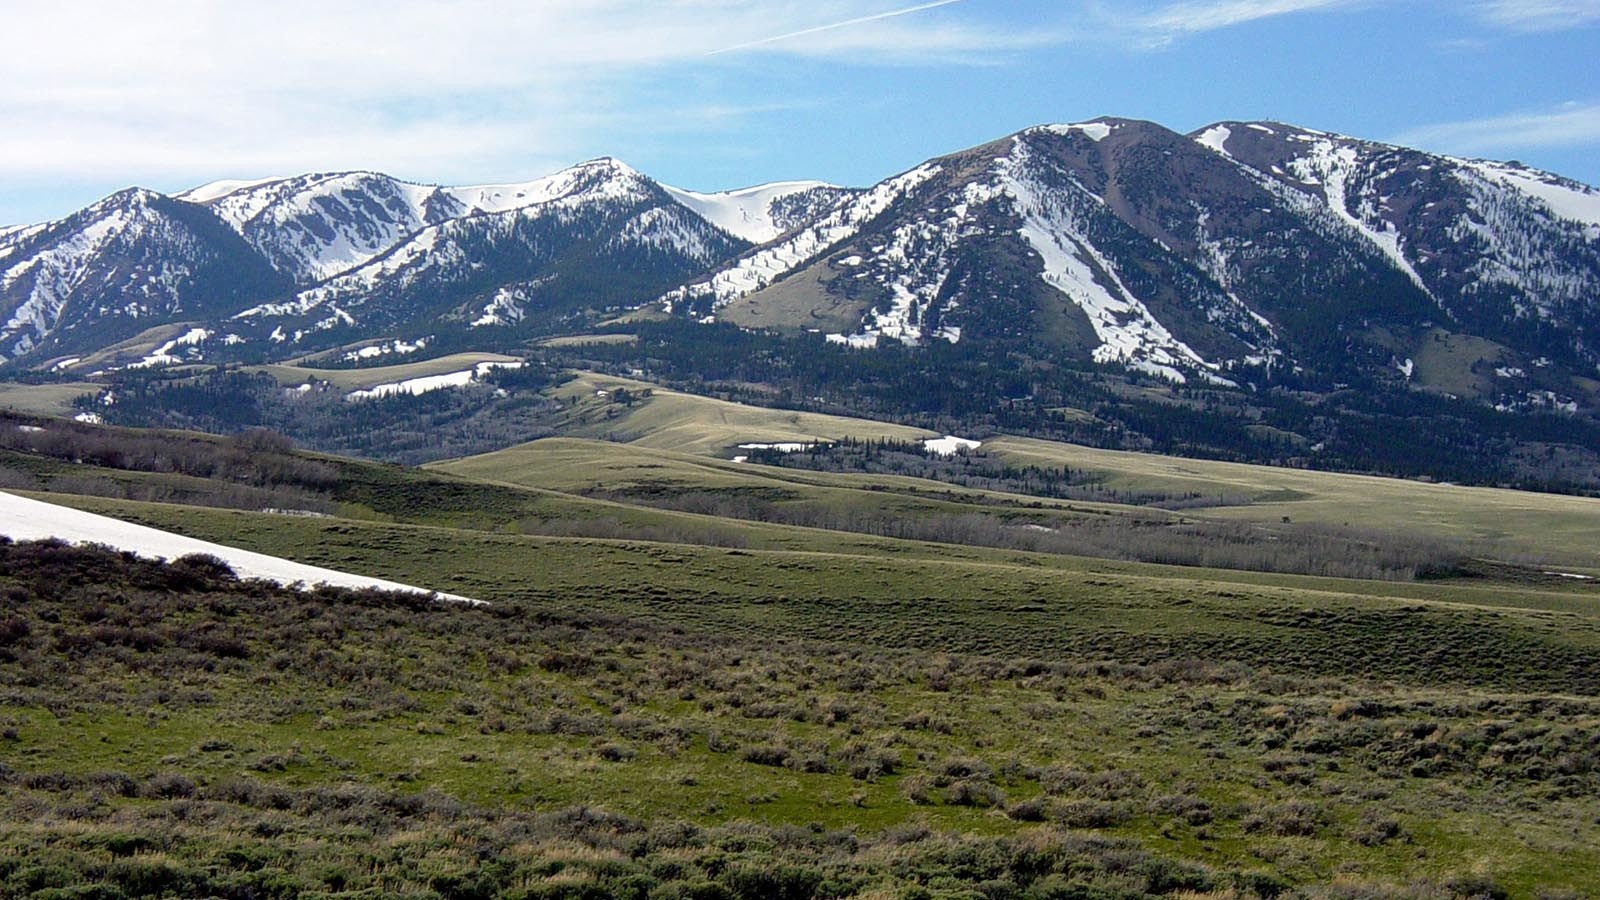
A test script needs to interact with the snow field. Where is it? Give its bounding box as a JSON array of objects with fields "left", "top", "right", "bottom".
[
  {"left": 0, "top": 490, "right": 480, "bottom": 604},
  {"left": 663, "top": 181, "right": 836, "bottom": 244}
]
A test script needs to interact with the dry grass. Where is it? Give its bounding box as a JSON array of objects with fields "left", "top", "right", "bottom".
[
  {"left": 989, "top": 435, "right": 1600, "bottom": 568},
  {"left": 549, "top": 372, "right": 932, "bottom": 454},
  {"left": 715, "top": 263, "right": 870, "bottom": 334},
  {"left": 64, "top": 322, "right": 194, "bottom": 371},
  {"left": 0, "top": 382, "right": 100, "bottom": 416},
  {"left": 537, "top": 333, "right": 639, "bottom": 347},
  {"left": 1410, "top": 327, "right": 1509, "bottom": 399}
]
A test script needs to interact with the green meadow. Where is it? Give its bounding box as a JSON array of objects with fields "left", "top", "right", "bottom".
[{"left": 1, "top": 384, "right": 1599, "bottom": 898}]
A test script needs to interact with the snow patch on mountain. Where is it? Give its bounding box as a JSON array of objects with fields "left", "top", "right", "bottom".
[
  {"left": 186, "top": 160, "right": 656, "bottom": 286},
  {"left": 1284, "top": 137, "right": 1434, "bottom": 297},
  {"left": 184, "top": 172, "right": 459, "bottom": 283},
  {"left": 234, "top": 159, "right": 661, "bottom": 330},
  {"left": 843, "top": 178, "right": 999, "bottom": 346},
  {"left": 1038, "top": 122, "right": 1116, "bottom": 142},
  {"left": 1194, "top": 125, "right": 1232, "bottom": 157},
  {"left": 684, "top": 127, "right": 1249, "bottom": 379},
  {"left": 825, "top": 332, "right": 880, "bottom": 348},
  {"left": 2, "top": 206, "right": 131, "bottom": 355},
  {"left": 0, "top": 190, "right": 212, "bottom": 358},
  {"left": 1447, "top": 164, "right": 1600, "bottom": 319},
  {"left": 0, "top": 224, "right": 46, "bottom": 262},
  {"left": 663, "top": 181, "right": 834, "bottom": 243},
  {"left": 1463, "top": 160, "right": 1600, "bottom": 232},
  {"left": 1001, "top": 139, "right": 1218, "bottom": 384},
  {"left": 471, "top": 291, "right": 522, "bottom": 327},
  {"left": 132, "top": 327, "right": 213, "bottom": 368},
  {"left": 736, "top": 441, "right": 822, "bottom": 453},
  {"left": 343, "top": 338, "right": 427, "bottom": 362},
  {"left": 344, "top": 360, "right": 522, "bottom": 401},
  {"left": 608, "top": 205, "right": 728, "bottom": 265},
  {"left": 235, "top": 225, "right": 462, "bottom": 323},
  {"left": 177, "top": 176, "right": 288, "bottom": 205},
  {"left": 923, "top": 435, "right": 981, "bottom": 455},
  {"left": 472, "top": 280, "right": 548, "bottom": 328},
  {"left": 444, "top": 159, "right": 648, "bottom": 214}
]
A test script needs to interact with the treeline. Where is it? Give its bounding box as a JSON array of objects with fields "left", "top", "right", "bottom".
[
  {"left": 0, "top": 411, "right": 340, "bottom": 513},
  {"left": 68, "top": 318, "right": 1600, "bottom": 492},
  {"left": 0, "top": 467, "right": 337, "bottom": 516},
  {"left": 561, "top": 320, "right": 1600, "bottom": 494},
  {"left": 743, "top": 437, "right": 1091, "bottom": 500},
  {"left": 0, "top": 411, "right": 337, "bottom": 489},
  {"left": 81, "top": 365, "right": 573, "bottom": 465},
  {"left": 742, "top": 438, "right": 1254, "bottom": 509}
]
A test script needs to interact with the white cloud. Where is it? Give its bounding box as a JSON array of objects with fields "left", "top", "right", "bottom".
[
  {"left": 0, "top": 0, "right": 1025, "bottom": 198},
  {"left": 1393, "top": 102, "right": 1600, "bottom": 156},
  {"left": 1473, "top": 0, "right": 1600, "bottom": 31},
  {"left": 7, "top": 0, "right": 1586, "bottom": 224},
  {"left": 1136, "top": 0, "right": 1362, "bottom": 43}
]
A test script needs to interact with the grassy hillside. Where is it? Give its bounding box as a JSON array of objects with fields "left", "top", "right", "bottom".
[
  {"left": 64, "top": 322, "right": 195, "bottom": 371},
  {"left": 990, "top": 436, "right": 1600, "bottom": 568},
  {"left": 1, "top": 527, "right": 1597, "bottom": 898},
  {"left": 0, "top": 381, "right": 98, "bottom": 416},
  {"left": 4, "top": 408, "right": 1600, "bottom": 896},
  {"left": 461, "top": 373, "right": 1600, "bottom": 569},
  {"left": 547, "top": 373, "right": 933, "bottom": 454},
  {"left": 32, "top": 491, "right": 1600, "bottom": 691}
]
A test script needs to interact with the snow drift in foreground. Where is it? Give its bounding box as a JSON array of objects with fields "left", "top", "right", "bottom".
[{"left": 0, "top": 491, "right": 480, "bottom": 605}]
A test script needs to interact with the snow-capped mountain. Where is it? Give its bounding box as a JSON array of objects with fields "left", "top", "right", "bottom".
[
  {"left": 176, "top": 164, "right": 794, "bottom": 287},
  {"left": 0, "top": 189, "right": 290, "bottom": 362},
  {"left": 178, "top": 172, "right": 471, "bottom": 284},
  {"left": 665, "top": 121, "right": 1295, "bottom": 382},
  {"left": 4, "top": 118, "right": 1598, "bottom": 419},
  {"left": 225, "top": 157, "right": 748, "bottom": 343},
  {"left": 1196, "top": 121, "right": 1600, "bottom": 373},
  {"left": 0, "top": 160, "right": 806, "bottom": 365},
  {"left": 665, "top": 118, "right": 1600, "bottom": 400},
  {"left": 173, "top": 170, "right": 856, "bottom": 289}
]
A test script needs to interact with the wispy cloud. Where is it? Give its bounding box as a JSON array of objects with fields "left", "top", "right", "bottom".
[
  {"left": 707, "top": 0, "right": 968, "bottom": 55},
  {"left": 1472, "top": 0, "right": 1600, "bottom": 32},
  {"left": 1393, "top": 102, "right": 1600, "bottom": 156},
  {"left": 1135, "top": 0, "right": 1362, "bottom": 44}
]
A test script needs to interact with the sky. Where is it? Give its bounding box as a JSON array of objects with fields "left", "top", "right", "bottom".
[{"left": 2, "top": 0, "right": 1598, "bottom": 225}]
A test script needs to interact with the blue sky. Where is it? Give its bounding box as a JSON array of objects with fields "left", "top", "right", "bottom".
[{"left": 2, "top": 0, "right": 1598, "bottom": 225}]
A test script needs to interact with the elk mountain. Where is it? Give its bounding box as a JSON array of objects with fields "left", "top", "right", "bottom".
[{"left": 4, "top": 117, "right": 1598, "bottom": 423}]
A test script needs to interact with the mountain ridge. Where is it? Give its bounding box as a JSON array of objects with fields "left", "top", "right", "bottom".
[{"left": 3, "top": 116, "right": 1598, "bottom": 427}]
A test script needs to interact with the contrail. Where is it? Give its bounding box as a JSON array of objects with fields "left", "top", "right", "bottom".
[{"left": 707, "top": 0, "right": 967, "bottom": 55}]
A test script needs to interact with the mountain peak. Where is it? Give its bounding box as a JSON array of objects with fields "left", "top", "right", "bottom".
[
  {"left": 93, "top": 187, "right": 164, "bottom": 212},
  {"left": 569, "top": 156, "right": 644, "bottom": 178}
]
